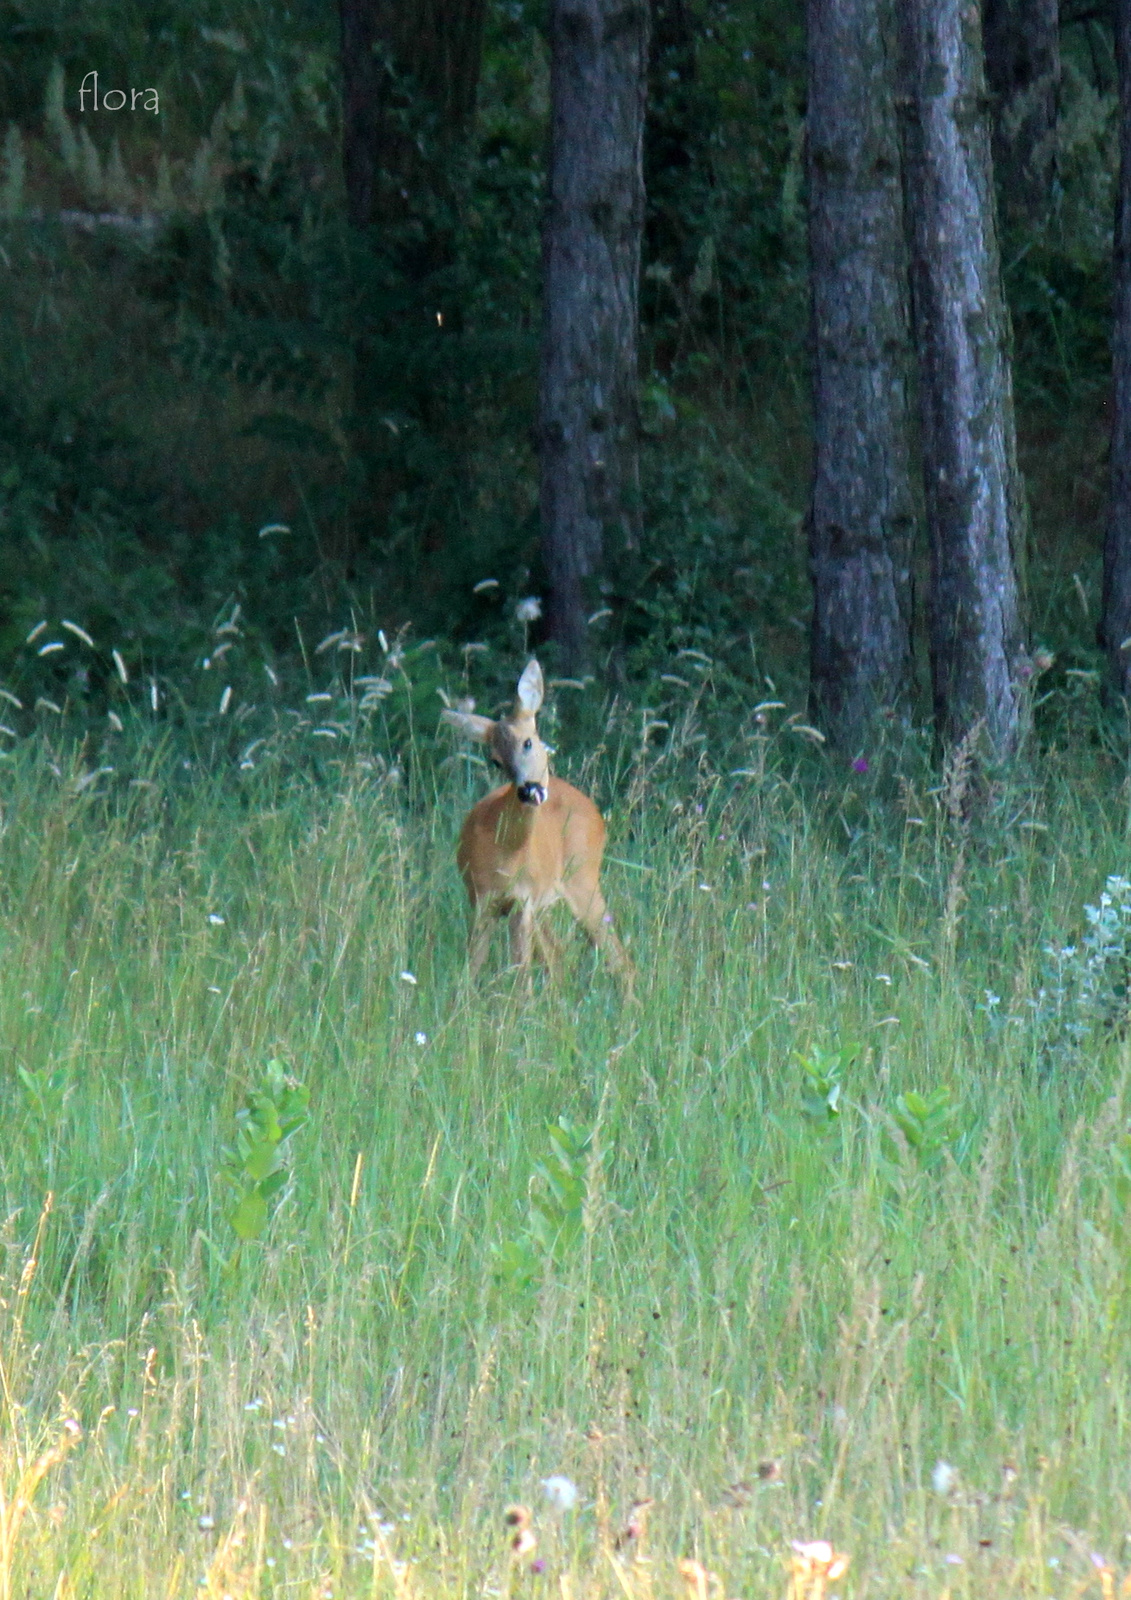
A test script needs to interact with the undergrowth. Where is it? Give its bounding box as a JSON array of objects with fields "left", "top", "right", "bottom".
[{"left": 0, "top": 649, "right": 1130, "bottom": 1597}]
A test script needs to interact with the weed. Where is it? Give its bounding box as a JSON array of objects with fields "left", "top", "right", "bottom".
[{"left": 220, "top": 1060, "right": 309, "bottom": 1269}]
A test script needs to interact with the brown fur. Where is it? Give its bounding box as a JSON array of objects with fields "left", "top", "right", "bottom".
[{"left": 443, "top": 661, "right": 633, "bottom": 995}]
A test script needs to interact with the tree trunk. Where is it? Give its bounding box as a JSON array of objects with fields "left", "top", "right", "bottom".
[
  {"left": 899, "top": 0, "right": 1029, "bottom": 756},
  {"left": 983, "top": 0, "right": 1060, "bottom": 228},
  {"left": 539, "top": 0, "right": 650, "bottom": 670},
  {"left": 806, "top": 0, "right": 918, "bottom": 749},
  {"left": 1101, "top": 0, "right": 1131, "bottom": 700}
]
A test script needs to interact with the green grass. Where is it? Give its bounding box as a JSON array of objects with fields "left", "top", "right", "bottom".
[{"left": 1, "top": 700, "right": 1131, "bottom": 1599}]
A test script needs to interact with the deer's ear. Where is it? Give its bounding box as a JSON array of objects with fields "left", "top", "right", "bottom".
[
  {"left": 515, "top": 658, "right": 544, "bottom": 715},
  {"left": 441, "top": 710, "right": 496, "bottom": 744}
]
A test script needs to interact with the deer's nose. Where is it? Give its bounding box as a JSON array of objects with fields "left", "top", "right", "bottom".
[{"left": 516, "top": 782, "right": 547, "bottom": 806}]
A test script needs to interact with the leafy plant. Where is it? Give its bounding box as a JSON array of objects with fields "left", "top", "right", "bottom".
[
  {"left": 883, "top": 1085, "right": 970, "bottom": 1173},
  {"left": 797, "top": 1041, "right": 859, "bottom": 1126},
  {"left": 494, "top": 1116, "right": 602, "bottom": 1290},
  {"left": 16, "top": 1063, "right": 68, "bottom": 1126},
  {"left": 220, "top": 1060, "right": 309, "bottom": 1266},
  {"left": 1034, "top": 874, "right": 1131, "bottom": 1068}
]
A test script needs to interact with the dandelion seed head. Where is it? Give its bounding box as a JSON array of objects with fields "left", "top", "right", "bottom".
[{"left": 542, "top": 1475, "right": 578, "bottom": 1513}]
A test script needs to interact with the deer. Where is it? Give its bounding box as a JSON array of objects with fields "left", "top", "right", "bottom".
[{"left": 442, "top": 660, "right": 634, "bottom": 997}]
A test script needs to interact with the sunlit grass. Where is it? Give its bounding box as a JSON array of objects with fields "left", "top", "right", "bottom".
[{"left": 1, "top": 709, "right": 1130, "bottom": 1598}]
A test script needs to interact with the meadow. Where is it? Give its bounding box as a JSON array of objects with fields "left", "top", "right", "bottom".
[{"left": 1, "top": 642, "right": 1130, "bottom": 1600}]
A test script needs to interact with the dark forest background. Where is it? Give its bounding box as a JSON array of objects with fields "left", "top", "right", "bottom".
[{"left": 0, "top": 0, "right": 1119, "bottom": 752}]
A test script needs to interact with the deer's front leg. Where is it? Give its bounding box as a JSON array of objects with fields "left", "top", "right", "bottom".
[
  {"left": 508, "top": 902, "right": 535, "bottom": 975},
  {"left": 467, "top": 903, "right": 495, "bottom": 981},
  {"left": 533, "top": 916, "right": 565, "bottom": 981}
]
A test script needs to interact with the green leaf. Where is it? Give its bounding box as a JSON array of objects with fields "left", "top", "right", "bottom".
[
  {"left": 243, "top": 1140, "right": 280, "bottom": 1183},
  {"left": 229, "top": 1189, "right": 269, "bottom": 1242},
  {"left": 257, "top": 1168, "right": 288, "bottom": 1200}
]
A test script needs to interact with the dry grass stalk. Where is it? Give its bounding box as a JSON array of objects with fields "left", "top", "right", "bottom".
[{"left": 0, "top": 1417, "right": 82, "bottom": 1600}]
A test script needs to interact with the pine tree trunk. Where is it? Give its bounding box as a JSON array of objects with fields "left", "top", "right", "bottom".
[
  {"left": 899, "top": 0, "right": 1029, "bottom": 756},
  {"left": 806, "top": 0, "right": 917, "bottom": 749},
  {"left": 539, "top": 0, "right": 650, "bottom": 670},
  {"left": 983, "top": 0, "right": 1060, "bottom": 227},
  {"left": 1100, "top": 0, "right": 1131, "bottom": 702}
]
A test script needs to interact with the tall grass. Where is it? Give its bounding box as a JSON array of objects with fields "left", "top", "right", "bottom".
[{"left": 1, "top": 693, "right": 1130, "bottom": 1598}]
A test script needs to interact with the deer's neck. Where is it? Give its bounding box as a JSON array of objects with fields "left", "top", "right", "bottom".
[{"left": 498, "top": 787, "right": 542, "bottom": 848}]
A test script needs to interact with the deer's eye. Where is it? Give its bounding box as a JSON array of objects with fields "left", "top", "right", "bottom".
[{"left": 523, "top": 738, "right": 533, "bottom": 752}]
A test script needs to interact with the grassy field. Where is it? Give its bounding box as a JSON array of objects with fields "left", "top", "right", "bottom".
[{"left": 2, "top": 681, "right": 1131, "bottom": 1600}]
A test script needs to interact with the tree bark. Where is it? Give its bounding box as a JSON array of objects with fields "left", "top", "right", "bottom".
[
  {"left": 899, "top": 0, "right": 1029, "bottom": 756},
  {"left": 1101, "top": 0, "right": 1131, "bottom": 700},
  {"left": 983, "top": 0, "right": 1060, "bottom": 228},
  {"left": 539, "top": 0, "right": 650, "bottom": 670},
  {"left": 806, "top": 0, "right": 917, "bottom": 749}
]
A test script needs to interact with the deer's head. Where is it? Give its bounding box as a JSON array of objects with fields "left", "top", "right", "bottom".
[{"left": 443, "top": 659, "right": 550, "bottom": 805}]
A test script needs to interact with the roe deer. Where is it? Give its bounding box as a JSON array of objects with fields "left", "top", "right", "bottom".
[{"left": 442, "top": 660, "right": 633, "bottom": 995}]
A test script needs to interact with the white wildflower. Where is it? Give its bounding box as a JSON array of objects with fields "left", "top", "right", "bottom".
[{"left": 542, "top": 1475, "right": 578, "bottom": 1513}]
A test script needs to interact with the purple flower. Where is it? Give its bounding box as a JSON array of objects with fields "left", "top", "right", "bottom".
[
  {"left": 530, "top": 1560, "right": 546, "bottom": 1574},
  {"left": 852, "top": 757, "right": 869, "bottom": 774}
]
